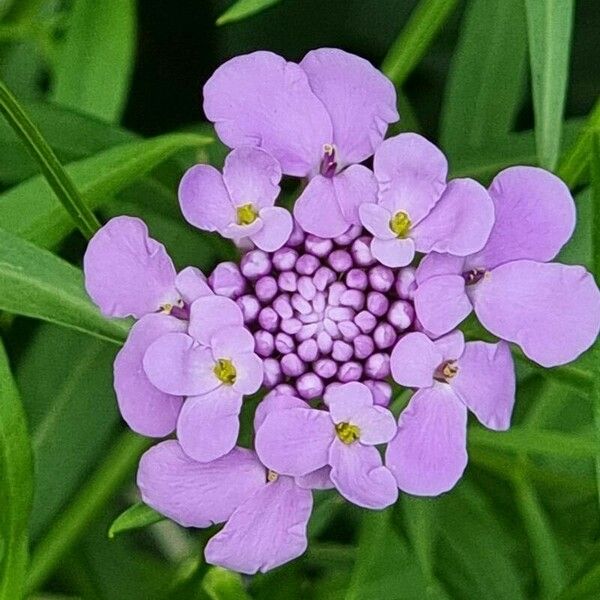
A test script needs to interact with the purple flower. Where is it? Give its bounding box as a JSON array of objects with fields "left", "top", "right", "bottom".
[
  {"left": 179, "top": 146, "right": 293, "bottom": 252},
  {"left": 255, "top": 382, "right": 398, "bottom": 508},
  {"left": 84, "top": 215, "right": 212, "bottom": 318},
  {"left": 413, "top": 166, "right": 600, "bottom": 366},
  {"left": 138, "top": 422, "right": 313, "bottom": 573},
  {"left": 142, "top": 295, "right": 263, "bottom": 462},
  {"left": 387, "top": 330, "right": 515, "bottom": 496},
  {"left": 203, "top": 49, "right": 398, "bottom": 238},
  {"left": 359, "top": 133, "right": 495, "bottom": 267}
]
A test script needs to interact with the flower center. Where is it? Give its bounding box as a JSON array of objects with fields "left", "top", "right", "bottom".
[
  {"left": 435, "top": 360, "right": 459, "bottom": 383},
  {"left": 464, "top": 268, "right": 487, "bottom": 285},
  {"left": 214, "top": 358, "right": 237, "bottom": 385},
  {"left": 335, "top": 421, "right": 361, "bottom": 444},
  {"left": 389, "top": 211, "right": 411, "bottom": 238},
  {"left": 236, "top": 203, "right": 259, "bottom": 226},
  {"left": 320, "top": 144, "right": 338, "bottom": 178}
]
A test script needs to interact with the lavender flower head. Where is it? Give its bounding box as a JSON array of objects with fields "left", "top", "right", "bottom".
[{"left": 83, "top": 48, "right": 600, "bottom": 574}]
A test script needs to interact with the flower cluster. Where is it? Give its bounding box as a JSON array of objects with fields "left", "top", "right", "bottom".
[{"left": 83, "top": 48, "right": 600, "bottom": 574}]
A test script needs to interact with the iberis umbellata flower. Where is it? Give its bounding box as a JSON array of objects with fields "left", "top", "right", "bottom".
[{"left": 83, "top": 48, "right": 600, "bottom": 574}]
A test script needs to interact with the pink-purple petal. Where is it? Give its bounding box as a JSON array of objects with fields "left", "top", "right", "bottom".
[
  {"left": 210, "top": 325, "right": 255, "bottom": 357},
  {"left": 137, "top": 441, "right": 265, "bottom": 528},
  {"left": 472, "top": 260, "right": 600, "bottom": 367},
  {"left": 371, "top": 236, "right": 416, "bottom": 268},
  {"left": 223, "top": 146, "right": 282, "bottom": 208},
  {"left": 359, "top": 202, "right": 394, "bottom": 239},
  {"left": 251, "top": 206, "right": 293, "bottom": 252},
  {"left": 179, "top": 165, "right": 235, "bottom": 232},
  {"left": 174, "top": 267, "right": 213, "bottom": 304},
  {"left": 468, "top": 166, "right": 576, "bottom": 270},
  {"left": 385, "top": 385, "right": 468, "bottom": 496},
  {"left": 299, "top": 48, "right": 398, "bottom": 165},
  {"left": 204, "top": 475, "right": 312, "bottom": 574},
  {"left": 412, "top": 178, "right": 494, "bottom": 256},
  {"left": 83, "top": 216, "right": 178, "bottom": 318},
  {"left": 334, "top": 164, "right": 379, "bottom": 226},
  {"left": 416, "top": 252, "right": 466, "bottom": 284},
  {"left": 295, "top": 466, "right": 334, "bottom": 490},
  {"left": 452, "top": 341, "right": 515, "bottom": 431},
  {"left": 253, "top": 391, "right": 307, "bottom": 431},
  {"left": 374, "top": 133, "right": 448, "bottom": 221},
  {"left": 203, "top": 51, "right": 332, "bottom": 176},
  {"left": 231, "top": 352, "right": 264, "bottom": 395},
  {"left": 329, "top": 439, "right": 398, "bottom": 509},
  {"left": 143, "top": 332, "right": 218, "bottom": 396},
  {"left": 114, "top": 314, "right": 186, "bottom": 437},
  {"left": 433, "top": 329, "right": 465, "bottom": 362},
  {"left": 414, "top": 275, "right": 472, "bottom": 335},
  {"left": 352, "top": 405, "right": 397, "bottom": 445},
  {"left": 390, "top": 331, "right": 441, "bottom": 388},
  {"left": 188, "top": 295, "right": 244, "bottom": 344},
  {"left": 255, "top": 408, "right": 333, "bottom": 476},
  {"left": 324, "top": 381, "right": 373, "bottom": 422},
  {"left": 176, "top": 387, "right": 243, "bottom": 462}
]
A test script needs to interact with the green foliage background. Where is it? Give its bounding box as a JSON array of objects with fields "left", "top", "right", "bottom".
[{"left": 0, "top": 0, "right": 599, "bottom": 598}]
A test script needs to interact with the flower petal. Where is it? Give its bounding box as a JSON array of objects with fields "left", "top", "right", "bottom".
[
  {"left": 223, "top": 146, "right": 282, "bottom": 208},
  {"left": 178, "top": 164, "right": 235, "bottom": 231},
  {"left": 371, "top": 237, "right": 415, "bottom": 268},
  {"left": 390, "top": 331, "right": 441, "bottom": 388},
  {"left": 329, "top": 439, "right": 398, "bottom": 508},
  {"left": 433, "top": 329, "right": 465, "bottom": 361},
  {"left": 359, "top": 202, "right": 394, "bottom": 239},
  {"left": 205, "top": 475, "right": 312, "bottom": 574},
  {"left": 177, "top": 387, "right": 243, "bottom": 462},
  {"left": 467, "top": 166, "right": 576, "bottom": 270},
  {"left": 334, "top": 164, "right": 379, "bottom": 226},
  {"left": 114, "top": 314, "right": 186, "bottom": 437},
  {"left": 251, "top": 206, "right": 293, "bottom": 252},
  {"left": 472, "top": 260, "right": 600, "bottom": 367},
  {"left": 188, "top": 295, "right": 243, "bottom": 345},
  {"left": 143, "top": 332, "right": 218, "bottom": 396},
  {"left": 175, "top": 267, "right": 213, "bottom": 304},
  {"left": 295, "top": 466, "right": 334, "bottom": 490},
  {"left": 324, "top": 381, "right": 373, "bottom": 421},
  {"left": 203, "top": 51, "right": 332, "bottom": 176},
  {"left": 414, "top": 275, "right": 472, "bottom": 335},
  {"left": 255, "top": 408, "right": 333, "bottom": 476},
  {"left": 83, "top": 216, "right": 178, "bottom": 318},
  {"left": 452, "top": 341, "right": 515, "bottom": 430},
  {"left": 211, "top": 325, "right": 255, "bottom": 357},
  {"left": 412, "top": 178, "right": 494, "bottom": 256},
  {"left": 415, "top": 252, "right": 466, "bottom": 283},
  {"left": 137, "top": 441, "right": 265, "bottom": 528},
  {"left": 231, "top": 352, "right": 264, "bottom": 395},
  {"left": 385, "top": 385, "right": 468, "bottom": 496},
  {"left": 373, "top": 133, "right": 448, "bottom": 221},
  {"left": 300, "top": 48, "right": 398, "bottom": 165},
  {"left": 352, "top": 405, "right": 397, "bottom": 445}
]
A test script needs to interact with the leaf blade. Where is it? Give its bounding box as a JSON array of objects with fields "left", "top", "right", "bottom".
[
  {"left": 216, "top": 0, "right": 281, "bottom": 26},
  {"left": 108, "top": 503, "right": 164, "bottom": 539}
]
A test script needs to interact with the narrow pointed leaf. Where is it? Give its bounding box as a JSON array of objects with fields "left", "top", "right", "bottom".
[
  {"left": 108, "top": 503, "right": 164, "bottom": 539},
  {"left": 217, "top": 0, "right": 281, "bottom": 25}
]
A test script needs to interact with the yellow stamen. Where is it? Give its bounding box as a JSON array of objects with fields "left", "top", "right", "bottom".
[
  {"left": 267, "top": 469, "right": 279, "bottom": 482},
  {"left": 236, "top": 203, "right": 259, "bottom": 226},
  {"left": 390, "top": 211, "right": 411, "bottom": 238},
  {"left": 335, "top": 422, "right": 361, "bottom": 445},
  {"left": 214, "top": 358, "right": 237, "bottom": 385},
  {"left": 442, "top": 361, "right": 459, "bottom": 380},
  {"left": 160, "top": 303, "right": 173, "bottom": 315}
]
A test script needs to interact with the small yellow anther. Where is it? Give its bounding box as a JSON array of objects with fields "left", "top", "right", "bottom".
[
  {"left": 335, "top": 422, "right": 361, "bottom": 445},
  {"left": 236, "top": 203, "right": 259, "bottom": 226},
  {"left": 267, "top": 469, "right": 279, "bottom": 482},
  {"left": 442, "top": 361, "right": 459, "bottom": 380},
  {"left": 214, "top": 358, "right": 237, "bottom": 385},
  {"left": 389, "top": 211, "right": 411, "bottom": 238}
]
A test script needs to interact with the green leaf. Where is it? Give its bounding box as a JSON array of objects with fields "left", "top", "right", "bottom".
[
  {"left": 525, "top": 0, "right": 574, "bottom": 171},
  {"left": 108, "top": 503, "right": 164, "bottom": 539},
  {"left": 381, "top": 0, "right": 459, "bottom": 88},
  {"left": 469, "top": 425, "right": 600, "bottom": 458},
  {"left": 15, "top": 324, "right": 120, "bottom": 541},
  {"left": 52, "top": 0, "right": 136, "bottom": 123},
  {"left": 0, "top": 78, "right": 101, "bottom": 239},
  {"left": 202, "top": 567, "right": 251, "bottom": 600},
  {"left": 440, "top": 0, "right": 528, "bottom": 156},
  {"left": 0, "top": 338, "right": 34, "bottom": 600},
  {"left": 0, "top": 226, "right": 129, "bottom": 344},
  {"left": 0, "top": 132, "right": 212, "bottom": 249},
  {"left": 216, "top": 0, "right": 281, "bottom": 26},
  {"left": 26, "top": 431, "right": 151, "bottom": 594}
]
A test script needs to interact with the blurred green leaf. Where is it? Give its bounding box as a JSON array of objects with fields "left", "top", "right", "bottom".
[
  {"left": 0, "top": 78, "right": 101, "bottom": 239},
  {"left": 381, "top": 0, "right": 459, "bottom": 89},
  {"left": 0, "top": 226, "right": 129, "bottom": 344},
  {"left": 0, "top": 338, "right": 33, "bottom": 600},
  {"left": 217, "top": 0, "right": 281, "bottom": 26},
  {"left": 26, "top": 431, "right": 150, "bottom": 594},
  {"left": 108, "top": 503, "right": 164, "bottom": 539},
  {"left": 441, "top": 0, "right": 528, "bottom": 156},
  {"left": 52, "top": 0, "right": 136, "bottom": 123},
  {"left": 525, "top": 0, "right": 574, "bottom": 171},
  {"left": 202, "top": 567, "right": 251, "bottom": 600},
  {"left": 0, "top": 132, "right": 212, "bottom": 249},
  {"left": 15, "top": 324, "right": 120, "bottom": 541}
]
